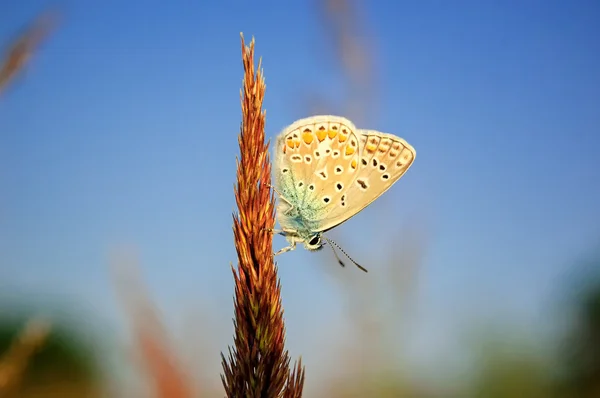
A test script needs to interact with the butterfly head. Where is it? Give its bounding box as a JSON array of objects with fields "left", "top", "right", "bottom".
[
  {"left": 278, "top": 228, "right": 368, "bottom": 272},
  {"left": 282, "top": 229, "right": 325, "bottom": 251},
  {"left": 304, "top": 233, "right": 325, "bottom": 251}
]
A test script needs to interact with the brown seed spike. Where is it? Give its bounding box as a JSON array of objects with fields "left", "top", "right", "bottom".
[{"left": 221, "top": 34, "right": 304, "bottom": 398}]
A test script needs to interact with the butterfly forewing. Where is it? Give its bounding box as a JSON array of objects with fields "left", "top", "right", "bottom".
[
  {"left": 274, "top": 116, "right": 362, "bottom": 223},
  {"left": 316, "top": 129, "right": 416, "bottom": 232}
]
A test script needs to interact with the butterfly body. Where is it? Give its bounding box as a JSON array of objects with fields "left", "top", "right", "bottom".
[
  {"left": 272, "top": 115, "right": 416, "bottom": 257},
  {"left": 275, "top": 202, "right": 326, "bottom": 252}
]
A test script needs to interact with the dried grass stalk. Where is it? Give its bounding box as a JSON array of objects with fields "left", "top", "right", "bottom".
[
  {"left": 221, "top": 34, "right": 305, "bottom": 398},
  {"left": 0, "top": 8, "right": 59, "bottom": 96},
  {"left": 309, "top": 0, "right": 377, "bottom": 125},
  {"left": 111, "top": 250, "right": 194, "bottom": 398}
]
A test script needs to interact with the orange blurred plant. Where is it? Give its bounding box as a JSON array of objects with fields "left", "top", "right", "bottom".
[{"left": 0, "top": 8, "right": 59, "bottom": 96}]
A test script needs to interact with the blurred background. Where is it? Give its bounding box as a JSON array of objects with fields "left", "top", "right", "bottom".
[{"left": 1, "top": 0, "right": 599, "bottom": 396}]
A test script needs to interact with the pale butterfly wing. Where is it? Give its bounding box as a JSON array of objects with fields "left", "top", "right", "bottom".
[
  {"left": 315, "top": 129, "right": 416, "bottom": 232},
  {"left": 274, "top": 115, "right": 362, "bottom": 224}
]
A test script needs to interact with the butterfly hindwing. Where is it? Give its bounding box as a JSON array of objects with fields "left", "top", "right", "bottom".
[
  {"left": 274, "top": 115, "right": 362, "bottom": 223},
  {"left": 316, "top": 129, "right": 416, "bottom": 232}
]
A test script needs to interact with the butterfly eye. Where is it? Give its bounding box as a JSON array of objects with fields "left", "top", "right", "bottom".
[{"left": 308, "top": 235, "right": 321, "bottom": 246}]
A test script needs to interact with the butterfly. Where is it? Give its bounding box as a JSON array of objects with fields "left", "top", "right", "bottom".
[{"left": 270, "top": 115, "right": 416, "bottom": 272}]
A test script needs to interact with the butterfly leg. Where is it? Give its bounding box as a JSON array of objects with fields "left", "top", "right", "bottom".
[
  {"left": 265, "top": 182, "right": 282, "bottom": 197},
  {"left": 266, "top": 183, "right": 293, "bottom": 207},
  {"left": 263, "top": 227, "right": 286, "bottom": 236},
  {"left": 264, "top": 228, "right": 296, "bottom": 255},
  {"left": 274, "top": 241, "right": 296, "bottom": 256}
]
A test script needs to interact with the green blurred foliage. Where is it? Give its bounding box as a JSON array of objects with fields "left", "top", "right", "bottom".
[
  {"left": 556, "top": 257, "right": 600, "bottom": 398},
  {"left": 0, "top": 307, "right": 102, "bottom": 398},
  {"left": 467, "top": 340, "right": 550, "bottom": 398}
]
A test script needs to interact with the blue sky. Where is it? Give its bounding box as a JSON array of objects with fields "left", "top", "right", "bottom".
[{"left": 1, "top": 0, "right": 599, "bottom": 386}]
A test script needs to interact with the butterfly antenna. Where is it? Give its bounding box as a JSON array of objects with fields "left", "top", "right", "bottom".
[
  {"left": 324, "top": 237, "right": 346, "bottom": 268},
  {"left": 323, "top": 236, "right": 368, "bottom": 273}
]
